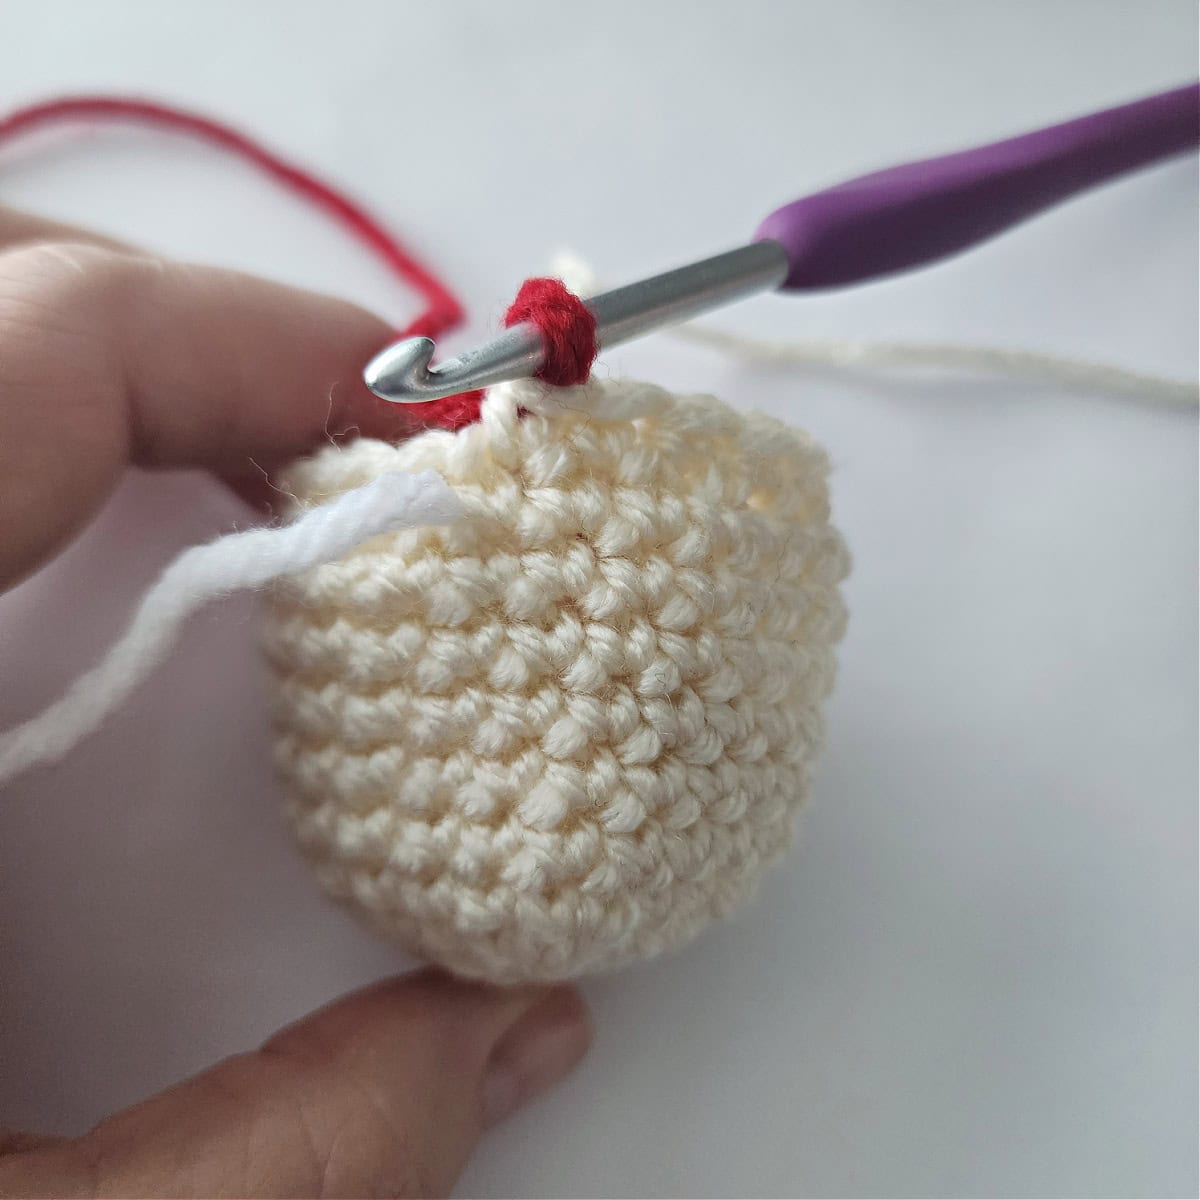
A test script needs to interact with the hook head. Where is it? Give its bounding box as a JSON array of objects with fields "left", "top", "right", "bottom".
[
  {"left": 363, "top": 322, "right": 547, "bottom": 402},
  {"left": 363, "top": 337, "right": 437, "bottom": 403}
]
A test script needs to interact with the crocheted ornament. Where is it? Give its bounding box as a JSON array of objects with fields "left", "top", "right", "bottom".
[{"left": 262, "top": 374, "right": 849, "bottom": 984}]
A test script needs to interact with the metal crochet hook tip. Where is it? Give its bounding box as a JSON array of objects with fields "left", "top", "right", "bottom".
[
  {"left": 363, "top": 336, "right": 436, "bottom": 398},
  {"left": 364, "top": 241, "right": 790, "bottom": 403},
  {"left": 365, "top": 324, "right": 547, "bottom": 403}
]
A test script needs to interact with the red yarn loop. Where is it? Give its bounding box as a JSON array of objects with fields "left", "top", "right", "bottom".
[
  {"left": 0, "top": 97, "right": 467, "bottom": 340},
  {"left": 504, "top": 277, "right": 598, "bottom": 387},
  {"left": 0, "top": 94, "right": 479, "bottom": 431}
]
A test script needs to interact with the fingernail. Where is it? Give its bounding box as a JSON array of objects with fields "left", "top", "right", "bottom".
[{"left": 482, "top": 987, "right": 591, "bottom": 1128}]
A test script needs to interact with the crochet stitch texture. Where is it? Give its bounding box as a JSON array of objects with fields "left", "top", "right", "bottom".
[{"left": 263, "top": 376, "right": 850, "bottom": 983}]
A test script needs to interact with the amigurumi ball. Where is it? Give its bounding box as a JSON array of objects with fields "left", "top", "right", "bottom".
[{"left": 262, "top": 375, "right": 849, "bottom": 984}]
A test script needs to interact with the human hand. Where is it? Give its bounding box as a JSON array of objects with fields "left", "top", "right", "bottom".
[{"left": 0, "top": 208, "right": 591, "bottom": 1197}]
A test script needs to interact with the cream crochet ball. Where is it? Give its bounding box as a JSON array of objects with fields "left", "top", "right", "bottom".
[{"left": 262, "top": 375, "right": 850, "bottom": 983}]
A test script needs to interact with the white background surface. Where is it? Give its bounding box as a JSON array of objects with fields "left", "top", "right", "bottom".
[{"left": 0, "top": 2, "right": 1196, "bottom": 1196}]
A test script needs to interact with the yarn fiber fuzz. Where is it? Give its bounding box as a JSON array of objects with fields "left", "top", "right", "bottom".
[{"left": 263, "top": 376, "right": 850, "bottom": 983}]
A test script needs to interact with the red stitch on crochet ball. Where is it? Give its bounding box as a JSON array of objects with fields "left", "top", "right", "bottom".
[
  {"left": 396, "top": 385, "right": 486, "bottom": 431},
  {"left": 387, "top": 313, "right": 486, "bottom": 430},
  {"left": 504, "top": 277, "right": 598, "bottom": 387}
]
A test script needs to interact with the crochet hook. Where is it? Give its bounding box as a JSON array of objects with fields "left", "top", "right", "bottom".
[{"left": 364, "top": 81, "right": 1199, "bottom": 404}]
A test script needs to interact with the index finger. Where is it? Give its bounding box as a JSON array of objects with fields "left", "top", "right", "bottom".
[{"left": 0, "top": 235, "right": 415, "bottom": 587}]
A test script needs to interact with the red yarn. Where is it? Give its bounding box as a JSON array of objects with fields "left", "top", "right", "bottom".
[
  {"left": 398, "top": 387, "right": 486, "bottom": 431},
  {"left": 0, "top": 95, "right": 477, "bottom": 429},
  {"left": 397, "top": 277, "right": 596, "bottom": 429},
  {"left": 504, "top": 277, "right": 598, "bottom": 386},
  {"left": 0, "top": 97, "right": 596, "bottom": 433}
]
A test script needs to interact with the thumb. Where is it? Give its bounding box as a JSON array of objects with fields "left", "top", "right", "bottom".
[{"left": 0, "top": 971, "right": 591, "bottom": 1199}]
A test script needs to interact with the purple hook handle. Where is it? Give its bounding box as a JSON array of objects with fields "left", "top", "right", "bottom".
[{"left": 755, "top": 82, "right": 1199, "bottom": 291}]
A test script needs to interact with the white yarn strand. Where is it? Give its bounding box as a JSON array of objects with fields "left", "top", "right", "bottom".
[{"left": 0, "top": 469, "right": 462, "bottom": 787}]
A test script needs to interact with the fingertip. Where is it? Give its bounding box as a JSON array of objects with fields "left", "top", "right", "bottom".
[
  {"left": 120, "top": 257, "right": 421, "bottom": 468},
  {"left": 3, "top": 971, "right": 592, "bottom": 1200},
  {"left": 482, "top": 985, "right": 593, "bottom": 1128},
  {"left": 258, "top": 968, "right": 558, "bottom": 1072}
]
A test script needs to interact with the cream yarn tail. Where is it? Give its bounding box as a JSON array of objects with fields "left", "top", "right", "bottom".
[
  {"left": 263, "top": 376, "right": 850, "bottom": 985},
  {"left": 0, "top": 470, "right": 462, "bottom": 787},
  {"left": 548, "top": 250, "right": 1199, "bottom": 409},
  {"left": 670, "top": 325, "right": 1200, "bottom": 409}
]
